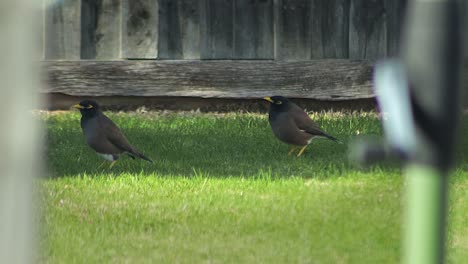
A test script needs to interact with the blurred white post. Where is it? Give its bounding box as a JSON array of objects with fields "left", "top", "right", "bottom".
[{"left": 0, "top": 0, "right": 43, "bottom": 263}]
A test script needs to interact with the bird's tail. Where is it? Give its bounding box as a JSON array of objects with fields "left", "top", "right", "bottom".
[
  {"left": 323, "top": 133, "right": 343, "bottom": 144},
  {"left": 128, "top": 148, "right": 153, "bottom": 163}
]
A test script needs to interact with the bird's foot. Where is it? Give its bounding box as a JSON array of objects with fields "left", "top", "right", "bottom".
[
  {"left": 97, "top": 161, "right": 107, "bottom": 170},
  {"left": 296, "top": 145, "right": 308, "bottom": 157},
  {"left": 288, "top": 146, "right": 298, "bottom": 156},
  {"left": 109, "top": 160, "right": 117, "bottom": 169}
]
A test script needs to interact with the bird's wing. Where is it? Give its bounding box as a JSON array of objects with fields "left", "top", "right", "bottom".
[
  {"left": 98, "top": 114, "right": 135, "bottom": 153},
  {"left": 290, "top": 106, "right": 333, "bottom": 138},
  {"left": 99, "top": 114, "right": 153, "bottom": 162}
]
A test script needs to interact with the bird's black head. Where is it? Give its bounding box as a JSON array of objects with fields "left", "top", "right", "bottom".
[
  {"left": 263, "top": 96, "right": 291, "bottom": 112},
  {"left": 73, "top": 100, "right": 100, "bottom": 118}
]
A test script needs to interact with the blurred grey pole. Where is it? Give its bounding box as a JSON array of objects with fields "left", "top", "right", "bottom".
[
  {"left": 402, "top": 0, "right": 462, "bottom": 263},
  {"left": 354, "top": 0, "right": 463, "bottom": 263},
  {"left": 0, "top": 0, "right": 43, "bottom": 263}
]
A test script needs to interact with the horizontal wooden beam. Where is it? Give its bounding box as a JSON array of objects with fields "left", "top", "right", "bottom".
[{"left": 42, "top": 60, "right": 374, "bottom": 101}]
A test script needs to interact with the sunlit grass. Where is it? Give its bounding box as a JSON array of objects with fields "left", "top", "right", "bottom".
[{"left": 39, "top": 111, "right": 468, "bottom": 263}]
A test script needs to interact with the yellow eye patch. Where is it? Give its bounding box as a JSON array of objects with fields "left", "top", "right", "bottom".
[{"left": 73, "top": 104, "right": 94, "bottom": 109}]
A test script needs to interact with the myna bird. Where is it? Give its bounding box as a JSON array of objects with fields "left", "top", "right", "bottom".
[
  {"left": 264, "top": 96, "right": 339, "bottom": 157},
  {"left": 73, "top": 100, "right": 152, "bottom": 169}
]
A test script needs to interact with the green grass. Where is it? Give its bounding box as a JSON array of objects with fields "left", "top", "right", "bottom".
[{"left": 40, "top": 111, "right": 468, "bottom": 263}]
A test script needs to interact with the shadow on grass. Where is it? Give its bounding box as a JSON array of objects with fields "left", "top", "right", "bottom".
[
  {"left": 44, "top": 113, "right": 468, "bottom": 179},
  {"left": 46, "top": 131, "right": 400, "bottom": 179}
]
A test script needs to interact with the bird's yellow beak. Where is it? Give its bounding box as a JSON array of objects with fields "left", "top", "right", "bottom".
[{"left": 263, "top": 97, "right": 274, "bottom": 103}]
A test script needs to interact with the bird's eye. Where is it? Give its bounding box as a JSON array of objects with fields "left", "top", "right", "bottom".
[
  {"left": 275, "top": 101, "right": 282, "bottom": 105},
  {"left": 85, "top": 105, "right": 94, "bottom": 109}
]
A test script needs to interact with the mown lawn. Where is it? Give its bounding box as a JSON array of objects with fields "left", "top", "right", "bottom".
[{"left": 39, "top": 111, "right": 468, "bottom": 263}]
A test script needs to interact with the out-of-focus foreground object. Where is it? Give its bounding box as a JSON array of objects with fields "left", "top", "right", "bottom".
[
  {"left": 0, "top": 0, "right": 43, "bottom": 263},
  {"left": 401, "top": 0, "right": 462, "bottom": 263},
  {"left": 351, "top": 0, "right": 463, "bottom": 263}
]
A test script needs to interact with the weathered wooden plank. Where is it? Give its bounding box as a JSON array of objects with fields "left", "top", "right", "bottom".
[
  {"left": 81, "top": 0, "right": 121, "bottom": 59},
  {"left": 275, "top": 0, "right": 312, "bottom": 60},
  {"left": 233, "top": 0, "right": 274, "bottom": 59},
  {"left": 464, "top": 0, "right": 468, "bottom": 60},
  {"left": 200, "top": 0, "right": 234, "bottom": 59},
  {"left": 177, "top": 0, "right": 202, "bottom": 59},
  {"left": 81, "top": 0, "right": 101, "bottom": 59},
  {"left": 42, "top": 60, "right": 374, "bottom": 100},
  {"left": 349, "top": 0, "right": 387, "bottom": 60},
  {"left": 464, "top": 0, "right": 468, "bottom": 106},
  {"left": 384, "top": 0, "right": 407, "bottom": 56},
  {"left": 464, "top": 61, "right": 468, "bottom": 108},
  {"left": 121, "top": 0, "right": 158, "bottom": 59},
  {"left": 158, "top": 0, "right": 202, "bottom": 59},
  {"left": 157, "top": 0, "right": 182, "bottom": 58},
  {"left": 310, "top": 0, "right": 350, "bottom": 59},
  {"left": 44, "top": 0, "right": 81, "bottom": 59}
]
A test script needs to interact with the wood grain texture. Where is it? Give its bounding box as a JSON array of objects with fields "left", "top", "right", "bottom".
[
  {"left": 384, "top": 0, "right": 406, "bottom": 56},
  {"left": 275, "top": 0, "right": 312, "bottom": 60},
  {"left": 234, "top": 0, "right": 274, "bottom": 59},
  {"left": 464, "top": 61, "right": 468, "bottom": 107},
  {"left": 349, "top": 0, "right": 387, "bottom": 60},
  {"left": 42, "top": 60, "right": 374, "bottom": 100},
  {"left": 464, "top": 0, "right": 468, "bottom": 59},
  {"left": 158, "top": 0, "right": 202, "bottom": 59},
  {"left": 44, "top": 0, "right": 81, "bottom": 59},
  {"left": 201, "top": 0, "right": 234, "bottom": 59},
  {"left": 121, "top": 0, "right": 158, "bottom": 59},
  {"left": 81, "top": 0, "right": 121, "bottom": 59},
  {"left": 41, "top": 0, "right": 410, "bottom": 60},
  {"left": 310, "top": 0, "right": 350, "bottom": 59}
]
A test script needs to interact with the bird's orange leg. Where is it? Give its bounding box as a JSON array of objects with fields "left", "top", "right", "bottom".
[
  {"left": 109, "top": 160, "right": 117, "bottom": 169},
  {"left": 296, "top": 145, "right": 308, "bottom": 157},
  {"left": 288, "top": 146, "right": 298, "bottom": 156},
  {"left": 97, "top": 161, "right": 107, "bottom": 170}
]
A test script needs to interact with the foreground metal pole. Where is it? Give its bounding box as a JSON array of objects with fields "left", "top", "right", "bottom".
[
  {"left": 357, "top": 0, "right": 462, "bottom": 263},
  {"left": 404, "top": 166, "right": 448, "bottom": 264},
  {"left": 0, "top": 1, "right": 43, "bottom": 263},
  {"left": 402, "top": 0, "right": 462, "bottom": 263}
]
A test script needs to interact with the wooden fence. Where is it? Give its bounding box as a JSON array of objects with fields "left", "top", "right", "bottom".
[
  {"left": 43, "top": 0, "right": 409, "bottom": 61},
  {"left": 42, "top": 0, "right": 468, "bottom": 108}
]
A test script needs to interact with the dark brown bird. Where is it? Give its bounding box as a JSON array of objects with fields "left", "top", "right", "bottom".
[
  {"left": 73, "top": 100, "right": 152, "bottom": 169},
  {"left": 264, "top": 96, "right": 339, "bottom": 157}
]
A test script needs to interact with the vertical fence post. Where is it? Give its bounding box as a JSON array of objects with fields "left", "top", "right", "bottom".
[{"left": 0, "top": 0, "right": 43, "bottom": 263}]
